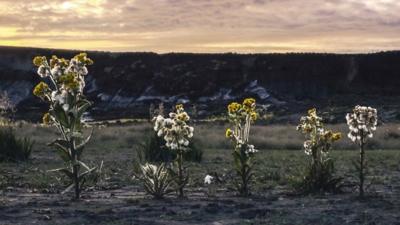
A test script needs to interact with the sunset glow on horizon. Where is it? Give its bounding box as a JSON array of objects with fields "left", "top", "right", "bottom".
[{"left": 1, "top": 0, "right": 400, "bottom": 53}]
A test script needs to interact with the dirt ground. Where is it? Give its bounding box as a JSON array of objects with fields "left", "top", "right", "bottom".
[{"left": 1, "top": 183, "right": 400, "bottom": 225}]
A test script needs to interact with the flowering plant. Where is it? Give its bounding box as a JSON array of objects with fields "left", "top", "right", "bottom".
[
  {"left": 296, "top": 108, "right": 342, "bottom": 193},
  {"left": 346, "top": 105, "right": 378, "bottom": 197},
  {"left": 32, "top": 53, "right": 95, "bottom": 199},
  {"left": 225, "top": 98, "right": 258, "bottom": 196},
  {"left": 204, "top": 174, "right": 216, "bottom": 197},
  {"left": 153, "top": 104, "right": 194, "bottom": 198}
]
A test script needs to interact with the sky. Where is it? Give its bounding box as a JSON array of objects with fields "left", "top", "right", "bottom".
[{"left": 0, "top": 0, "right": 400, "bottom": 53}]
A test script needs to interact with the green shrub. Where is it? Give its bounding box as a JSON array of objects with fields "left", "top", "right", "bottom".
[
  {"left": 137, "top": 132, "right": 202, "bottom": 163},
  {"left": 290, "top": 159, "right": 343, "bottom": 194},
  {"left": 0, "top": 127, "right": 34, "bottom": 162}
]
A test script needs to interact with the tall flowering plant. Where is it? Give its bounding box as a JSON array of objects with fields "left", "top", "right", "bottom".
[
  {"left": 32, "top": 53, "right": 95, "bottom": 199},
  {"left": 153, "top": 104, "right": 194, "bottom": 198},
  {"left": 296, "top": 108, "right": 342, "bottom": 193},
  {"left": 346, "top": 105, "right": 378, "bottom": 197},
  {"left": 225, "top": 98, "right": 258, "bottom": 196}
]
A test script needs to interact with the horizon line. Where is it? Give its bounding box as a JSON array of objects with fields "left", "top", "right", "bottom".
[{"left": 1, "top": 45, "right": 399, "bottom": 55}]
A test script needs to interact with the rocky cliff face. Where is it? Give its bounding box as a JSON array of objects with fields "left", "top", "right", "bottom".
[{"left": 1, "top": 46, "right": 400, "bottom": 123}]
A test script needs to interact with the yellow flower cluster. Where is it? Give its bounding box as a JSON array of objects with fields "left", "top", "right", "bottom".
[
  {"left": 225, "top": 128, "right": 233, "bottom": 138},
  {"left": 33, "top": 82, "right": 50, "bottom": 98},
  {"left": 75, "top": 53, "right": 94, "bottom": 65},
  {"left": 227, "top": 98, "right": 258, "bottom": 122},
  {"left": 33, "top": 56, "right": 46, "bottom": 66},
  {"left": 322, "top": 130, "right": 342, "bottom": 142},
  {"left": 42, "top": 112, "right": 52, "bottom": 125},
  {"left": 50, "top": 55, "right": 69, "bottom": 68},
  {"left": 225, "top": 98, "right": 259, "bottom": 153},
  {"left": 58, "top": 73, "right": 81, "bottom": 91},
  {"left": 228, "top": 102, "right": 241, "bottom": 114},
  {"left": 243, "top": 98, "right": 256, "bottom": 112}
]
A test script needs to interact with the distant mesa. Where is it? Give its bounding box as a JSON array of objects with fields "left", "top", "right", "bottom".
[{"left": 0, "top": 46, "right": 400, "bottom": 123}]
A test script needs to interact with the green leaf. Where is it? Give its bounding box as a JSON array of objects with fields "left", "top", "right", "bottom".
[
  {"left": 48, "top": 167, "right": 74, "bottom": 179},
  {"left": 78, "top": 166, "right": 97, "bottom": 180},
  {"left": 75, "top": 128, "right": 93, "bottom": 157},
  {"left": 77, "top": 99, "right": 92, "bottom": 119},
  {"left": 49, "top": 139, "right": 70, "bottom": 150},
  {"left": 50, "top": 104, "right": 70, "bottom": 128},
  {"left": 61, "top": 183, "right": 75, "bottom": 195},
  {"left": 48, "top": 139, "right": 71, "bottom": 162},
  {"left": 77, "top": 160, "right": 92, "bottom": 171}
]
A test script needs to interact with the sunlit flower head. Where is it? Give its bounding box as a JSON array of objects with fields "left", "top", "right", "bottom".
[
  {"left": 33, "top": 82, "right": 50, "bottom": 98},
  {"left": 297, "top": 108, "right": 341, "bottom": 157},
  {"left": 228, "top": 102, "right": 241, "bottom": 114},
  {"left": 153, "top": 104, "right": 194, "bottom": 151},
  {"left": 42, "top": 112, "right": 53, "bottom": 125},
  {"left": 346, "top": 105, "right": 378, "bottom": 143},
  {"left": 242, "top": 98, "right": 256, "bottom": 111}
]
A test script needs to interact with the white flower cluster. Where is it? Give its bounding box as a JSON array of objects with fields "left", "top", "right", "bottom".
[
  {"left": 51, "top": 89, "right": 69, "bottom": 111},
  {"left": 346, "top": 105, "right": 378, "bottom": 143},
  {"left": 204, "top": 174, "right": 214, "bottom": 185},
  {"left": 303, "top": 140, "right": 313, "bottom": 155},
  {"left": 37, "top": 64, "right": 51, "bottom": 78},
  {"left": 245, "top": 144, "right": 258, "bottom": 155},
  {"left": 66, "top": 58, "right": 89, "bottom": 76},
  {"left": 153, "top": 105, "right": 194, "bottom": 150},
  {"left": 235, "top": 141, "right": 258, "bottom": 156}
]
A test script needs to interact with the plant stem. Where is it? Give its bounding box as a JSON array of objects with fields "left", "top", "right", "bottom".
[
  {"left": 241, "top": 159, "right": 248, "bottom": 196},
  {"left": 73, "top": 163, "right": 80, "bottom": 199},
  {"left": 359, "top": 135, "right": 365, "bottom": 198},
  {"left": 177, "top": 150, "right": 184, "bottom": 198},
  {"left": 71, "top": 138, "right": 80, "bottom": 200}
]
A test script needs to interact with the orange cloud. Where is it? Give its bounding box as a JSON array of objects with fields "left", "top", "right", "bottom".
[{"left": 0, "top": 0, "right": 399, "bottom": 53}]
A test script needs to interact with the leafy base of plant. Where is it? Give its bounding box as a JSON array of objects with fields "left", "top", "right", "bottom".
[{"left": 290, "top": 159, "right": 344, "bottom": 194}]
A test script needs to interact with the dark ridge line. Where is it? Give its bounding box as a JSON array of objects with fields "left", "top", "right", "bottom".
[{"left": 1, "top": 45, "right": 400, "bottom": 56}]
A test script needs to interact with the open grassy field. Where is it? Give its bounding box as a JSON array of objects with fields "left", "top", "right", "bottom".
[{"left": 1, "top": 122, "right": 400, "bottom": 225}]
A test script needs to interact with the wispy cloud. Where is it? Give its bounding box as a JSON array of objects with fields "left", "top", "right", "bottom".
[{"left": 0, "top": 0, "right": 399, "bottom": 52}]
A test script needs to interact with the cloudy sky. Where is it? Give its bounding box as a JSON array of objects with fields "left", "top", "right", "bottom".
[{"left": 0, "top": 0, "right": 399, "bottom": 53}]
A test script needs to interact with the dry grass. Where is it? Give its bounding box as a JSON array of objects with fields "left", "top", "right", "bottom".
[{"left": 10, "top": 121, "right": 400, "bottom": 152}]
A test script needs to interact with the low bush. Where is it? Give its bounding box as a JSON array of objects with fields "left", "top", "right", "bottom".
[
  {"left": 290, "top": 159, "right": 343, "bottom": 193},
  {"left": 0, "top": 127, "right": 34, "bottom": 162},
  {"left": 134, "top": 163, "right": 174, "bottom": 199}
]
